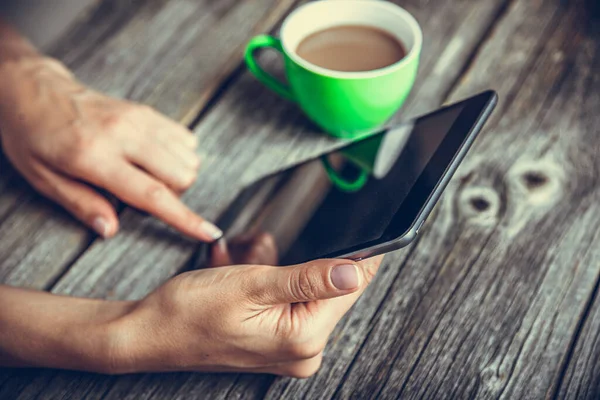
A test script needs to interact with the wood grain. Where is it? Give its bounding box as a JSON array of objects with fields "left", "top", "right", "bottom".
[
  {"left": 0, "top": 0, "right": 297, "bottom": 289},
  {"left": 264, "top": 0, "right": 560, "bottom": 396},
  {"left": 553, "top": 17, "right": 600, "bottom": 400},
  {"left": 557, "top": 285, "right": 600, "bottom": 400},
  {"left": 267, "top": 1, "right": 600, "bottom": 399}
]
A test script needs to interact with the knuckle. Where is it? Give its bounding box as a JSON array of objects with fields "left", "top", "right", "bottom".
[
  {"left": 125, "top": 104, "right": 153, "bottom": 120},
  {"left": 145, "top": 182, "right": 168, "bottom": 203},
  {"left": 178, "top": 169, "right": 197, "bottom": 190},
  {"left": 285, "top": 338, "right": 324, "bottom": 360},
  {"left": 100, "top": 112, "right": 124, "bottom": 131},
  {"left": 103, "top": 103, "right": 145, "bottom": 130},
  {"left": 63, "top": 194, "right": 87, "bottom": 216},
  {"left": 293, "top": 267, "right": 319, "bottom": 301},
  {"left": 359, "top": 258, "right": 380, "bottom": 286},
  {"left": 362, "top": 266, "right": 376, "bottom": 286}
]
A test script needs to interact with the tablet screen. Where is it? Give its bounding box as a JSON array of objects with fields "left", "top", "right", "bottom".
[{"left": 215, "top": 92, "right": 494, "bottom": 265}]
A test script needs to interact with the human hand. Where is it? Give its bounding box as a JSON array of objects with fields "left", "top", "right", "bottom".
[
  {"left": 0, "top": 56, "right": 221, "bottom": 241},
  {"left": 110, "top": 255, "right": 383, "bottom": 377}
]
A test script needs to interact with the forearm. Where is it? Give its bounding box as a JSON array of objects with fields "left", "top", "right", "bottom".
[
  {"left": 0, "top": 17, "right": 73, "bottom": 81},
  {"left": 0, "top": 18, "right": 76, "bottom": 134},
  {"left": 0, "top": 29, "right": 126, "bottom": 373},
  {"left": 0, "top": 284, "right": 136, "bottom": 373}
]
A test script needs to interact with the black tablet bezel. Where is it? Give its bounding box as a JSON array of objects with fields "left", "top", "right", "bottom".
[
  {"left": 317, "top": 90, "right": 498, "bottom": 259},
  {"left": 199, "top": 91, "right": 498, "bottom": 267}
]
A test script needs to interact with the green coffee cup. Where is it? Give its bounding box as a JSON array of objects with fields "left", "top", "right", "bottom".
[{"left": 244, "top": 0, "right": 423, "bottom": 139}]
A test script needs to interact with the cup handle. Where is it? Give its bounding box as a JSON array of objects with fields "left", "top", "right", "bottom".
[
  {"left": 244, "top": 35, "right": 295, "bottom": 101},
  {"left": 321, "top": 156, "right": 369, "bottom": 193}
]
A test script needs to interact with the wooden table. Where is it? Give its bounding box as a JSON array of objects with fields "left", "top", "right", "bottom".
[{"left": 1, "top": 0, "right": 599, "bottom": 398}]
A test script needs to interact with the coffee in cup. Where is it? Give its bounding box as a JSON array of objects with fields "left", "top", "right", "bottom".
[
  {"left": 296, "top": 24, "right": 407, "bottom": 72},
  {"left": 244, "top": 0, "right": 422, "bottom": 138}
]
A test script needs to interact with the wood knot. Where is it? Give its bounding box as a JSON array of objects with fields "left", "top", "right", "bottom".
[
  {"left": 480, "top": 364, "right": 508, "bottom": 391},
  {"left": 459, "top": 187, "right": 500, "bottom": 225},
  {"left": 522, "top": 171, "right": 548, "bottom": 189},
  {"left": 507, "top": 160, "right": 564, "bottom": 206},
  {"left": 470, "top": 197, "right": 491, "bottom": 212}
]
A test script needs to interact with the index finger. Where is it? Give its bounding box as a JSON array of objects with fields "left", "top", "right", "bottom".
[{"left": 101, "top": 163, "right": 222, "bottom": 242}]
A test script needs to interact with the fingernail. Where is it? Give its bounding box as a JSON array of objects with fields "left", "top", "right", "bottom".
[
  {"left": 330, "top": 264, "right": 359, "bottom": 290},
  {"left": 217, "top": 237, "right": 227, "bottom": 252},
  {"left": 200, "top": 221, "right": 223, "bottom": 240},
  {"left": 92, "top": 217, "right": 110, "bottom": 237}
]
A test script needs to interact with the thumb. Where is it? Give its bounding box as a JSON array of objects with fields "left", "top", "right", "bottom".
[
  {"left": 251, "top": 260, "right": 361, "bottom": 305},
  {"left": 25, "top": 163, "right": 119, "bottom": 238}
]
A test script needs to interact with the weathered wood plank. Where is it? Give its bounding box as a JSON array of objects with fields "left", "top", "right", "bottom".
[
  {"left": 265, "top": 0, "right": 587, "bottom": 398},
  {"left": 273, "top": 1, "right": 599, "bottom": 399},
  {"left": 263, "top": 0, "right": 564, "bottom": 397},
  {"left": 557, "top": 286, "right": 600, "bottom": 400},
  {"left": 554, "top": 19, "right": 600, "bottom": 400},
  {"left": 0, "top": 0, "right": 296, "bottom": 288},
  {"left": 0, "top": 0, "right": 514, "bottom": 398}
]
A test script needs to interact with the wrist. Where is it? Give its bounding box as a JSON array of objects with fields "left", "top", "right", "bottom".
[
  {"left": 16, "top": 298, "right": 140, "bottom": 374},
  {"left": 0, "top": 55, "right": 73, "bottom": 83},
  {"left": 102, "top": 299, "right": 179, "bottom": 374},
  {"left": 0, "top": 285, "right": 139, "bottom": 373},
  {"left": 0, "top": 55, "right": 78, "bottom": 130},
  {"left": 0, "top": 20, "right": 76, "bottom": 99},
  {"left": 72, "top": 300, "right": 140, "bottom": 374}
]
